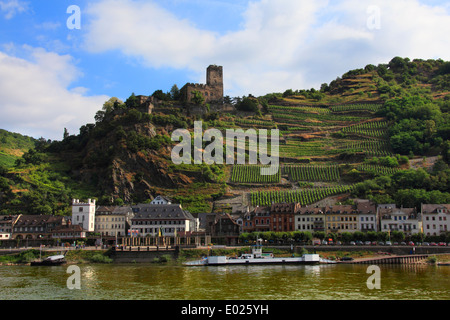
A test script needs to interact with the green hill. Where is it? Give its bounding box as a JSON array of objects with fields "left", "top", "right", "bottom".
[{"left": 1, "top": 56, "right": 449, "bottom": 216}]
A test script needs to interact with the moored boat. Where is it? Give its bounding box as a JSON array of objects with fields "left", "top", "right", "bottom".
[
  {"left": 183, "top": 241, "right": 331, "bottom": 266},
  {"left": 30, "top": 251, "right": 67, "bottom": 266}
]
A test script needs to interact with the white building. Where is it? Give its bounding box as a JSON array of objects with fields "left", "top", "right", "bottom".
[
  {"left": 95, "top": 206, "right": 134, "bottom": 237},
  {"left": 379, "top": 206, "right": 422, "bottom": 235},
  {"left": 72, "top": 199, "right": 96, "bottom": 232},
  {"left": 150, "top": 195, "right": 171, "bottom": 205},
  {"left": 295, "top": 207, "right": 325, "bottom": 233},
  {"left": 356, "top": 200, "right": 377, "bottom": 232},
  {"left": 421, "top": 204, "right": 450, "bottom": 236},
  {"left": 131, "top": 203, "right": 198, "bottom": 237}
]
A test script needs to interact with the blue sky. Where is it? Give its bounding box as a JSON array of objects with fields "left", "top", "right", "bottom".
[{"left": 0, "top": 0, "right": 449, "bottom": 140}]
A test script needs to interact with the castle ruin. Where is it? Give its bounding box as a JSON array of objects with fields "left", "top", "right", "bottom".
[{"left": 180, "top": 65, "right": 224, "bottom": 104}]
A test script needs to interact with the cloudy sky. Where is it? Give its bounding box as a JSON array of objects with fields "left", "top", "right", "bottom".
[{"left": 0, "top": 0, "right": 449, "bottom": 140}]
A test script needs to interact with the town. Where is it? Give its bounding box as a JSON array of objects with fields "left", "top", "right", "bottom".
[{"left": 1, "top": 195, "right": 449, "bottom": 249}]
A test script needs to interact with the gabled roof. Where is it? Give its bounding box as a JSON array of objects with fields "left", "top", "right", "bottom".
[{"left": 132, "top": 204, "right": 195, "bottom": 220}]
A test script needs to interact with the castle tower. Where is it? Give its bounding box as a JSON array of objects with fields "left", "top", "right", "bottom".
[
  {"left": 72, "top": 199, "right": 96, "bottom": 232},
  {"left": 206, "top": 65, "right": 224, "bottom": 101},
  {"left": 180, "top": 65, "right": 224, "bottom": 103}
]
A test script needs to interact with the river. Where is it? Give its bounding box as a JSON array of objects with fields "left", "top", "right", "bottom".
[{"left": 1, "top": 263, "right": 449, "bottom": 300}]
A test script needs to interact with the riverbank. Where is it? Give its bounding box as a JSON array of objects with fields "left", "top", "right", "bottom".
[{"left": 1, "top": 247, "right": 449, "bottom": 266}]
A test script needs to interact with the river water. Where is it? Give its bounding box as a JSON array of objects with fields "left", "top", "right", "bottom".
[{"left": 1, "top": 263, "right": 449, "bottom": 301}]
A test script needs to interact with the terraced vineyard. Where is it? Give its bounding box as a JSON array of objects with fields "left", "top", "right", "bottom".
[
  {"left": 356, "top": 164, "right": 402, "bottom": 175},
  {"left": 284, "top": 164, "right": 340, "bottom": 182},
  {"left": 231, "top": 165, "right": 281, "bottom": 184},
  {"left": 342, "top": 120, "right": 389, "bottom": 138},
  {"left": 228, "top": 100, "right": 393, "bottom": 206},
  {"left": 250, "top": 185, "right": 355, "bottom": 207}
]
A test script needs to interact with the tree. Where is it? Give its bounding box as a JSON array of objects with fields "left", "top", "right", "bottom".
[
  {"left": 191, "top": 90, "right": 205, "bottom": 105},
  {"left": 170, "top": 84, "right": 181, "bottom": 101},
  {"left": 63, "top": 128, "right": 69, "bottom": 140}
]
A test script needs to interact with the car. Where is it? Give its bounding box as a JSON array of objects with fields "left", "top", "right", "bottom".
[
  {"left": 422, "top": 242, "right": 429, "bottom": 246},
  {"left": 385, "top": 241, "right": 392, "bottom": 246},
  {"left": 356, "top": 241, "right": 364, "bottom": 246},
  {"left": 438, "top": 242, "right": 447, "bottom": 246},
  {"left": 349, "top": 241, "right": 356, "bottom": 245},
  {"left": 364, "top": 241, "right": 372, "bottom": 246},
  {"left": 378, "top": 241, "right": 384, "bottom": 246},
  {"left": 322, "top": 240, "right": 328, "bottom": 245},
  {"left": 408, "top": 241, "right": 415, "bottom": 246},
  {"left": 371, "top": 241, "right": 377, "bottom": 246},
  {"left": 340, "top": 257, "right": 354, "bottom": 261},
  {"left": 336, "top": 241, "right": 342, "bottom": 246},
  {"left": 430, "top": 242, "right": 437, "bottom": 246},
  {"left": 400, "top": 242, "right": 407, "bottom": 246},
  {"left": 393, "top": 242, "right": 399, "bottom": 245}
]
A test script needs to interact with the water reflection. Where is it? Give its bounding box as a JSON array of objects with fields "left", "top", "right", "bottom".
[{"left": 0, "top": 263, "right": 449, "bottom": 300}]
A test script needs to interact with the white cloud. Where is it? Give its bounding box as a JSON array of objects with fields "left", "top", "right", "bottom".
[
  {"left": 82, "top": 0, "right": 450, "bottom": 96},
  {"left": 0, "top": 45, "right": 109, "bottom": 140},
  {"left": 0, "top": 0, "right": 28, "bottom": 19}
]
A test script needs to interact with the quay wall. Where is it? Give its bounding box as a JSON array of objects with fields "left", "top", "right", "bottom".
[
  {"left": 109, "top": 247, "right": 179, "bottom": 263},
  {"left": 296, "top": 245, "right": 450, "bottom": 255}
]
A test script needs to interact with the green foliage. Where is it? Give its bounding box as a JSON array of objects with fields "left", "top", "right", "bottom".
[
  {"left": 236, "top": 97, "right": 259, "bottom": 112},
  {"left": 191, "top": 90, "right": 205, "bottom": 105}
]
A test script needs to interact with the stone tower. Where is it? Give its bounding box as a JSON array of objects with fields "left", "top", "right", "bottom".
[
  {"left": 180, "top": 65, "right": 224, "bottom": 103},
  {"left": 206, "top": 65, "right": 223, "bottom": 101}
]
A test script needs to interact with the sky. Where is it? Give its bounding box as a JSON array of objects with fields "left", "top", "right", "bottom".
[{"left": 0, "top": 0, "right": 449, "bottom": 141}]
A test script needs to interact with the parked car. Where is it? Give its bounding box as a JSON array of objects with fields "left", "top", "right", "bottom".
[
  {"left": 400, "top": 242, "right": 407, "bottom": 246},
  {"left": 385, "top": 241, "right": 392, "bottom": 246},
  {"left": 371, "top": 241, "right": 377, "bottom": 246},
  {"left": 340, "top": 257, "right": 354, "bottom": 261},
  {"left": 378, "top": 241, "right": 384, "bottom": 246},
  {"left": 350, "top": 241, "right": 356, "bottom": 246},
  {"left": 430, "top": 242, "right": 437, "bottom": 246},
  {"left": 356, "top": 241, "right": 364, "bottom": 246},
  {"left": 364, "top": 241, "right": 372, "bottom": 245},
  {"left": 422, "top": 242, "right": 430, "bottom": 246},
  {"left": 321, "top": 240, "right": 328, "bottom": 245},
  {"left": 438, "top": 242, "right": 447, "bottom": 246},
  {"left": 393, "top": 242, "right": 399, "bottom": 245}
]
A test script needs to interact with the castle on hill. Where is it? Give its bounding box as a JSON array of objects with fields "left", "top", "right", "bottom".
[{"left": 180, "top": 65, "right": 224, "bottom": 104}]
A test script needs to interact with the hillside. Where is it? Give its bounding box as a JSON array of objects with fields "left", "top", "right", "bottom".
[{"left": 1, "top": 57, "right": 450, "bottom": 216}]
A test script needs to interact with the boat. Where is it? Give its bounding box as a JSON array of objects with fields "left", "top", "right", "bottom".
[
  {"left": 30, "top": 250, "right": 67, "bottom": 266},
  {"left": 184, "top": 240, "right": 333, "bottom": 266}
]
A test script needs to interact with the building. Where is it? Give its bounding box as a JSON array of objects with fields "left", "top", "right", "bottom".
[
  {"left": 150, "top": 195, "right": 172, "bottom": 205},
  {"left": 210, "top": 213, "right": 241, "bottom": 245},
  {"left": 130, "top": 203, "right": 198, "bottom": 237},
  {"left": 421, "top": 204, "right": 450, "bottom": 236},
  {"left": 379, "top": 206, "right": 422, "bottom": 235},
  {"left": 356, "top": 200, "right": 377, "bottom": 232},
  {"left": 52, "top": 221, "right": 86, "bottom": 240},
  {"left": 180, "top": 65, "right": 224, "bottom": 104},
  {"left": 242, "top": 206, "right": 271, "bottom": 233},
  {"left": 0, "top": 215, "right": 20, "bottom": 240},
  {"left": 13, "top": 215, "right": 65, "bottom": 240},
  {"left": 95, "top": 206, "right": 134, "bottom": 238},
  {"left": 295, "top": 206, "right": 325, "bottom": 233},
  {"left": 324, "top": 205, "right": 358, "bottom": 233},
  {"left": 72, "top": 199, "right": 96, "bottom": 232},
  {"left": 270, "top": 203, "right": 301, "bottom": 232}
]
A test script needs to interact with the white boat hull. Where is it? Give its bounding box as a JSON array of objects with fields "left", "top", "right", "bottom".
[{"left": 184, "top": 254, "right": 324, "bottom": 266}]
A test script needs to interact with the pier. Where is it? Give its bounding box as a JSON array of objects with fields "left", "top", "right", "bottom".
[{"left": 339, "top": 254, "right": 430, "bottom": 264}]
